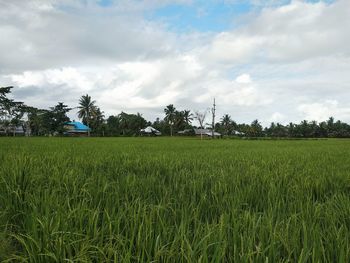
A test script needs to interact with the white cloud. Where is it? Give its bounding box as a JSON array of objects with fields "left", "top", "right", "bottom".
[
  {"left": 193, "top": 73, "right": 272, "bottom": 108},
  {"left": 203, "top": 0, "right": 350, "bottom": 65},
  {"left": 298, "top": 100, "right": 350, "bottom": 122},
  {"left": 269, "top": 112, "right": 286, "bottom": 123},
  {"left": 1, "top": 0, "right": 350, "bottom": 124},
  {"left": 205, "top": 33, "right": 262, "bottom": 63},
  {"left": 10, "top": 68, "right": 93, "bottom": 91},
  {"left": 236, "top": 74, "right": 252, "bottom": 84},
  {"left": 0, "top": 0, "right": 178, "bottom": 73}
]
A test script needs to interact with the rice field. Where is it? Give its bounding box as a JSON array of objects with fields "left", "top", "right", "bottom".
[{"left": 1, "top": 137, "right": 350, "bottom": 262}]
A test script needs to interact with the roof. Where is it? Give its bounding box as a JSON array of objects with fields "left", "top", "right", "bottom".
[
  {"left": 234, "top": 130, "right": 245, "bottom": 135},
  {"left": 140, "top": 126, "right": 161, "bottom": 135},
  {"left": 207, "top": 131, "right": 221, "bottom": 136},
  {"left": 15, "top": 126, "right": 24, "bottom": 133},
  {"left": 194, "top": 128, "right": 210, "bottom": 135},
  {"left": 65, "top": 121, "right": 90, "bottom": 131},
  {"left": 178, "top": 129, "right": 192, "bottom": 134},
  {"left": 0, "top": 125, "right": 24, "bottom": 134},
  {"left": 194, "top": 128, "right": 221, "bottom": 136}
]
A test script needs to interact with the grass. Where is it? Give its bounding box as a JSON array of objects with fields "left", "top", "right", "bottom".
[{"left": 1, "top": 137, "right": 350, "bottom": 262}]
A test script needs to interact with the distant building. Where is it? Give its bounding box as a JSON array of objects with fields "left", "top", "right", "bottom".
[
  {"left": 177, "top": 129, "right": 194, "bottom": 135},
  {"left": 64, "top": 121, "right": 90, "bottom": 136},
  {"left": 140, "top": 126, "right": 161, "bottom": 136},
  {"left": 194, "top": 128, "right": 221, "bottom": 138},
  {"left": 0, "top": 125, "right": 25, "bottom": 136},
  {"left": 0, "top": 126, "right": 4, "bottom": 135},
  {"left": 14, "top": 126, "right": 25, "bottom": 135},
  {"left": 233, "top": 130, "right": 245, "bottom": 136}
]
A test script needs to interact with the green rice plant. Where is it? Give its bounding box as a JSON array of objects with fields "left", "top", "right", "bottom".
[{"left": 0, "top": 137, "right": 350, "bottom": 262}]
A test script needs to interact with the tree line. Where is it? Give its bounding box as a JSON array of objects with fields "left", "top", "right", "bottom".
[{"left": 1, "top": 86, "right": 350, "bottom": 138}]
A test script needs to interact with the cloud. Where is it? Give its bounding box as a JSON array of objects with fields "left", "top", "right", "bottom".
[
  {"left": 298, "top": 100, "right": 350, "bottom": 122},
  {"left": 203, "top": 0, "right": 350, "bottom": 64},
  {"left": 193, "top": 73, "right": 272, "bottom": 107},
  {"left": 10, "top": 68, "right": 93, "bottom": 91},
  {"left": 0, "top": 0, "right": 178, "bottom": 73},
  {"left": 1, "top": 0, "right": 350, "bottom": 124},
  {"left": 236, "top": 74, "right": 252, "bottom": 84},
  {"left": 7, "top": 55, "right": 203, "bottom": 113},
  {"left": 268, "top": 112, "right": 286, "bottom": 123}
]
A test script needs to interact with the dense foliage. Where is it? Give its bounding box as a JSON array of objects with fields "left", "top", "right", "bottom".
[
  {"left": 1, "top": 138, "right": 350, "bottom": 261},
  {"left": 2, "top": 86, "right": 350, "bottom": 137}
]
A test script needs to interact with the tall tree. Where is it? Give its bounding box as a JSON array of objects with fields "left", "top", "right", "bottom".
[
  {"left": 194, "top": 110, "right": 207, "bottom": 140},
  {"left": 0, "top": 86, "right": 13, "bottom": 117},
  {"left": 77, "top": 94, "right": 96, "bottom": 136},
  {"left": 0, "top": 86, "right": 21, "bottom": 135},
  {"left": 174, "top": 111, "right": 186, "bottom": 131},
  {"left": 183, "top": 110, "right": 193, "bottom": 126},
  {"left": 249, "top": 119, "right": 263, "bottom": 137},
  {"left": 118, "top": 111, "right": 147, "bottom": 136},
  {"left": 8, "top": 101, "right": 24, "bottom": 136},
  {"left": 220, "top": 114, "right": 233, "bottom": 136},
  {"left": 25, "top": 107, "right": 47, "bottom": 136},
  {"left": 1, "top": 97, "right": 24, "bottom": 136},
  {"left": 266, "top": 122, "right": 287, "bottom": 137},
  {"left": 327, "top": 117, "right": 335, "bottom": 137},
  {"left": 106, "top": 115, "right": 120, "bottom": 136},
  {"left": 89, "top": 107, "right": 105, "bottom": 136},
  {"left": 164, "top": 104, "right": 176, "bottom": 136},
  {"left": 50, "top": 102, "right": 71, "bottom": 135}
]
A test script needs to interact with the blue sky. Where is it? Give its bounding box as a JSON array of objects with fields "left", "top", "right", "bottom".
[
  {"left": 148, "top": 1, "right": 251, "bottom": 32},
  {"left": 91, "top": 0, "right": 336, "bottom": 34},
  {"left": 144, "top": 0, "right": 335, "bottom": 33}
]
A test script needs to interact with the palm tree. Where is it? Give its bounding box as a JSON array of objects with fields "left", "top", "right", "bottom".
[
  {"left": 89, "top": 107, "right": 105, "bottom": 135},
  {"left": 250, "top": 119, "right": 263, "bottom": 137},
  {"left": 77, "top": 94, "right": 96, "bottom": 136},
  {"left": 118, "top": 111, "right": 129, "bottom": 135},
  {"left": 327, "top": 117, "right": 335, "bottom": 137},
  {"left": 174, "top": 111, "right": 186, "bottom": 131},
  {"left": 183, "top": 110, "right": 193, "bottom": 126},
  {"left": 220, "top": 114, "right": 232, "bottom": 135},
  {"left": 164, "top": 104, "right": 176, "bottom": 136}
]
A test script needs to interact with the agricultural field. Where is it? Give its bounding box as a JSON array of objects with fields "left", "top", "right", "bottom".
[{"left": 1, "top": 137, "right": 350, "bottom": 262}]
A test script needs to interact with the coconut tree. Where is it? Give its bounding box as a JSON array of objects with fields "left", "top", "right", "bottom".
[
  {"left": 89, "top": 107, "right": 105, "bottom": 136},
  {"left": 164, "top": 104, "right": 176, "bottom": 136},
  {"left": 77, "top": 94, "right": 96, "bottom": 136},
  {"left": 250, "top": 119, "right": 263, "bottom": 137},
  {"left": 183, "top": 110, "right": 193, "bottom": 126},
  {"left": 174, "top": 110, "right": 186, "bottom": 131},
  {"left": 220, "top": 114, "right": 233, "bottom": 135}
]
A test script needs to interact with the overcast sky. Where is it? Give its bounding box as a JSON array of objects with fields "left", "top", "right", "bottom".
[{"left": 1, "top": 0, "right": 349, "bottom": 125}]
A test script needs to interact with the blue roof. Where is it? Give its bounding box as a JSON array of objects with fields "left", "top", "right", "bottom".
[{"left": 65, "top": 121, "right": 90, "bottom": 131}]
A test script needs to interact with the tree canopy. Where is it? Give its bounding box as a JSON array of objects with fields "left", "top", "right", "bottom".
[{"left": 2, "top": 86, "right": 350, "bottom": 138}]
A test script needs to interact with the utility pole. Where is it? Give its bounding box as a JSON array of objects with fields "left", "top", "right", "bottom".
[{"left": 211, "top": 98, "right": 216, "bottom": 138}]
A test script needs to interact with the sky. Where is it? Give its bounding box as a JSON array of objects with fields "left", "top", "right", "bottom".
[{"left": 0, "top": 0, "right": 349, "bottom": 126}]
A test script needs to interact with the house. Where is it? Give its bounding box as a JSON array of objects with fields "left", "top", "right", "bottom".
[
  {"left": 140, "top": 126, "right": 161, "bottom": 136},
  {"left": 233, "top": 130, "right": 245, "bottom": 136},
  {"left": 0, "top": 125, "right": 25, "bottom": 136},
  {"left": 14, "top": 126, "right": 25, "bottom": 135},
  {"left": 63, "top": 121, "right": 90, "bottom": 136},
  {"left": 177, "top": 129, "right": 194, "bottom": 135},
  {"left": 194, "top": 128, "right": 221, "bottom": 138},
  {"left": 0, "top": 125, "right": 6, "bottom": 135}
]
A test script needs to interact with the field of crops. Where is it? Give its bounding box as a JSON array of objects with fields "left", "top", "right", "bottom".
[{"left": 1, "top": 138, "right": 350, "bottom": 262}]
